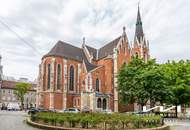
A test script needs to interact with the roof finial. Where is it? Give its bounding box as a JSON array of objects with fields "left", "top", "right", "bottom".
[
  {"left": 83, "top": 37, "right": 85, "bottom": 44},
  {"left": 123, "top": 26, "right": 126, "bottom": 33}
]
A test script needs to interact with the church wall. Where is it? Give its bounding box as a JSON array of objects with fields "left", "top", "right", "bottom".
[
  {"left": 91, "top": 67, "right": 105, "bottom": 92},
  {"left": 54, "top": 93, "right": 63, "bottom": 109},
  {"left": 43, "top": 93, "right": 50, "bottom": 109}
]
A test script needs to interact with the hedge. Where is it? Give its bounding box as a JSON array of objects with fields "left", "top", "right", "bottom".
[{"left": 31, "top": 112, "right": 163, "bottom": 129}]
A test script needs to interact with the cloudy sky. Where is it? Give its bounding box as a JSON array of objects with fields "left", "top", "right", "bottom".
[{"left": 0, "top": 0, "right": 190, "bottom": 81}]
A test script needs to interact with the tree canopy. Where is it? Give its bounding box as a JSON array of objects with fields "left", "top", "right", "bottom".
[
  {"left": 118, "top": 57, "right": 190, "bottom": 113},
  {"left": 14, "top": 82, "right": 31, "bottom": 109}
]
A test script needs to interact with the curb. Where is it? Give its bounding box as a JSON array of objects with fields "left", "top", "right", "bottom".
[
  {"left": 26, "top": 118, "right": 96, "bottom": 130},
  {"left": 26, "top": 118, "right": 170, "bottom": 130}
]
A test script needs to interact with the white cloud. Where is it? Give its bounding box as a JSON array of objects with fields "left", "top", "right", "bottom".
[{"left": 0, "top": 0, "right": 189, "bottom": 80}]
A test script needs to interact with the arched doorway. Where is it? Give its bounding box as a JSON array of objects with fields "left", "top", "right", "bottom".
[
  {"left": 97, "top": 98, "right": 101, "bottom": 108},
  {"left": 103, "top": 98, "right": 107, "bottom": 110}
]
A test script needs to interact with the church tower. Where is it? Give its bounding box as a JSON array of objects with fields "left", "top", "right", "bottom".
[{"left": 133, "top": 5, "right": 149, "bottom": 61}]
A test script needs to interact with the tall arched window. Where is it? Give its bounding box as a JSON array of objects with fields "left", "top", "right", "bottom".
[
  {"left": 103, "top": 98, "right": 107, "bottom": 110},
  {"left": 97, "top": 98, "right": 101, "bottom": 108},
  {"left": 47, "top": 64, "right": 51, "bottom": 89},
  {"left": 96, "top": 78, "right": 99, "bottom": 92},
  {"left": 135, "top": 52, "right": 138, "bottom": 57},
  {"left": 69, "top": 66, "right": 74, "bottom": 91},
  {"left": 57, "top": 64, "right": 61, "bottom": 90}
]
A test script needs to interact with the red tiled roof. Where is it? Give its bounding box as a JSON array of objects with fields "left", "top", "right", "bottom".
[{"left": 1, "top": 80, "right": 37, "bottom": 91}]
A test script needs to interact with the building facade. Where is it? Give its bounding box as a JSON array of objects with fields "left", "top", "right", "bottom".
[
  {"left": 0, "top": 56, "right": 37, "bottom": 109},
  {"left": 0, "top": 80, "right": 37, "bottom": 109},
  {"left": 37, "top": 7, "right": 150, "bottom": 112}
]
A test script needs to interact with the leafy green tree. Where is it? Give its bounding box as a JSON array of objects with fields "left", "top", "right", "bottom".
[
  {"left": 118, "top": 56, "right": 168, "bottom": 110},
  {"left": 162, "top": 60, "right": 190, "bottom": 117},
  {"left": 14, "top": 82, "right": 31, "bottom": 109},
  {"left": 118, "top": 56, "right": 148, "bottom": 110},
  {"left": 141, "top": 60, "right": 169, "bottom": 107}
]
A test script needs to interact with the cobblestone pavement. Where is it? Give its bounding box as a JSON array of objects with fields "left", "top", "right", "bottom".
[
  {"left": 1, "top": 111, "right": 190, "bottom": 130},
  {"left": 0, "top": 110, "right": 42, "bottom": 130},
  {"left": 165, "top": 119, "right": 190, "bottom": 130}
]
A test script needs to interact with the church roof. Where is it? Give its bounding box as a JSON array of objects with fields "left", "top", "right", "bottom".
[
  {"left": 44, "top": 35, "right": 122, "bottom": 61},
  {"left": 85, "top": 45, "right": 98, "bottom": 59},
  {"left": 98, "top": 36, "right": 121, "bottom": 59},
  {"left": 82, "top": 51, "right": 98, "bottom": 72},
  {"left": 43, "top": 41, "right": 83, "bottom": 61},
  {"left": 84, "top": 36, "right": 122, "bottom": 60}
]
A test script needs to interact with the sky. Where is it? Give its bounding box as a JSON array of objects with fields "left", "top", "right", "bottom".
[{"left": 0, "top": 0, "right": 190, "bottom": 81}]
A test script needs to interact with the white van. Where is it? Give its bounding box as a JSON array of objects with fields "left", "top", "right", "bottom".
[{"left": 7, "top": 103, "right": 20, "bottom": 111}]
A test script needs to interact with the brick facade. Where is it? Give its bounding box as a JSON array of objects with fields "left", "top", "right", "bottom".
[{"left": 37, "top": 7, "right": 150, "bottom": 112}]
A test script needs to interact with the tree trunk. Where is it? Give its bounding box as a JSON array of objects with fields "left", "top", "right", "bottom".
[
  {"left": 21, "top": 99, "right": 24, "bottom": 110},
  {"left": 140, "top": 104, "right": 144, "bottom": 111},
  {"left": 175, "top": 104, "right": 178, "bottom": 118}
]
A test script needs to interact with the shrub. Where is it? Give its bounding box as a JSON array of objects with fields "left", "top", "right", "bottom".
[{"left": 32, "top": 112, "right": 162, "bottom": 129}]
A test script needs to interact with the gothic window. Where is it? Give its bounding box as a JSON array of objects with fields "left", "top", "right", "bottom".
[
  {"left": 47, "top": 64, "right": 51, "bottom": 89},
  {"left": 144, "top": 52, "right": 146, "bottom": 58},
  {"left": 120, "top": 45, "right": 122, "bottom": 53},
  {"left": 103, "top": 98, "right": 107, "bottom": 110},
  {"left": 135, "top": 52, "right": 138, "bottom": 57},
  {"left": 97, "top": 98, "right": 101, "bottom": 108},
  {"left": 57, "top": 64, "right": 61, "bottom": 90},
  {"left": 78, "top": 99, "right": 80, "bottom": 106},
  {"left": 69, "top": 65, "right": 74, "bottom": 91},
  {"left": 96, "top": 78, "right": 100, "bottom": 92}
]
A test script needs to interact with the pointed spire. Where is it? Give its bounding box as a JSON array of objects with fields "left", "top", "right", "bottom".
[
  {"left": 123, "top": 26, "right": 126, "bottom": 33},
  {"left": 82, "top": 37, "right": 86, "bottom": 47},
  {"left": 122, "top": 26, "right": 128, "bottom": 41},
  {"left": 122, "top": 26, "right": 126, "bottom": 36},
  {"left": 83, "top": 37, "right": 85, "bottom": 44},
  {"left": 134, "top": 4, "right": 144, "bottom": 43}
]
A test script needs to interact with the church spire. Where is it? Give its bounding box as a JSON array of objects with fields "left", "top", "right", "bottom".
[{"left": 134, "top": 4, "right": 144, "bottom": 42}]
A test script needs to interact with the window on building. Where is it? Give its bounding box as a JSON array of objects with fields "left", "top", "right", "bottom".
[
  {"left": 47, "top": 64, "right": 51, "bottom": 89},
  {"left": 78, "top": 99, "right": 80, "bottom": 106},
  {"left": 57, "top": 64, "right": 61, "bottom": 90},
  {"left": 97, "top": 98, "right": 102, "bottom": 108},
  {"left": 103, "top": 98, "right": 107, "bottom": 110},
  {"left": 119, "top": 45, "right": 122, "bottom": 53},
  {"left": 73, "top": 98, "right": 76, "bottom": 107},
  {"left": 96, "top": 78, "right": 100, "bottom": 92},
  {"left": 135, "top": 52, "right": 138, "bottom": 57},
  {"left": 69, "top": 65, "right": 74, "bottom": 91}
]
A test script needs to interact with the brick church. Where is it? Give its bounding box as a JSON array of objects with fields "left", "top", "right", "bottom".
[{"left": 37, "top": 7, "right": 149, "bottom": 112}]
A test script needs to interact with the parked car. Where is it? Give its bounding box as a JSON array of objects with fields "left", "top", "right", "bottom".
[
  {"left": 102, "top": 109, "right": 113, "bottom": 114},
  {"left": 7, "top": 103, "right": 20, "bottom": 111},
  {"left": 28, "top": 107, "right": 48, "bottom": 115},
  {"left": 125, "top": 111, "right": 150, "bottom": 115},
  {"left": 48, "top": 108, "right": 57, "bottom": 112},
  {"left": 1, "top": 106, "right": 7, "bottom": 110},
  {"left": 81, "top": 106, "right": 91, "bottom": 113},
  {"left": 63, "top": 108, "right": 80, "bottom": 113}
]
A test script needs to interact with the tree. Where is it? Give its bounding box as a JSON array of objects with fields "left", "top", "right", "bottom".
[
  {"left": 162, "top": 60, "right": 190, "bottom": 117},
  {"left": 141, "top": 60, "right": 169, "bottom": 107},
  {"left": 118, "top": 56, "right": 148, "bottom": 110},
  {"left": 118, "top": 56, "right": 168, "bottom": 110},
  {"left": 14, "top": 83, "right": 31, "bottom": 109}
]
